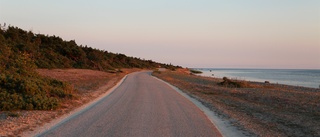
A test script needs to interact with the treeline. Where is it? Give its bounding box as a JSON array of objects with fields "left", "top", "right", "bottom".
[
  {"left": 0, "top": 25, "right": 180, "bottom": 110},
  {"left": 1, "top": 25, "right": 180, "bottom": 70}
]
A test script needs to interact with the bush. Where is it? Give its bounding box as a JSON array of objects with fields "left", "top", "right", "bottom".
[
  {"left": 190, "top": 69, "right": 203, "bottom": 74},
  {"left": 0, "top": 74, "right": 71, "bottom": 110},
  {"left": 219, "top": 77, "right": 251, "bottom": 88},
  {"left": 0, "top": 52, "right": 73, "bottom": 110}
]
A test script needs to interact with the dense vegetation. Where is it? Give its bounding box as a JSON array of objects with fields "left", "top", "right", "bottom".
[
  {"left": 0, "top": 25, "right": 180, "bottom": 111},
  {"left": 1, "top": 25, "right": 179, "bottom": 70},
  {"left": 0, "top": 32, "right": 73, "bottom": 110}
]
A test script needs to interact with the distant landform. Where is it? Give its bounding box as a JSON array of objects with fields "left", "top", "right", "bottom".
[{"left": 196, "top": 68, "right": 320, "bottom": 88}]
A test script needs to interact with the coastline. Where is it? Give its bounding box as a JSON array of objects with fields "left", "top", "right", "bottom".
[
  {"left": 153, "top": 69, "right": 320, "bottom": 136},
  {"left": 194, "top": 68, "right": 320, "bottom": 89}
]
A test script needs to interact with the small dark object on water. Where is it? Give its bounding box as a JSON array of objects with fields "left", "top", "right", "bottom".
[
  {"left": 265, "top": 81, "right": 270, "bottom": 84},
  {"left": 212, "top": 74, "right": 214, "bottom": 76}
]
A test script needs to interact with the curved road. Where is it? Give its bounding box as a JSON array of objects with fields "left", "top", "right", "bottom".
[{"left": 38, "top": 71, "right": 222, "bottom": 137}]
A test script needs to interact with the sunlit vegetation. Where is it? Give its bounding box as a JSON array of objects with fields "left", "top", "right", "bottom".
[
  {"left": 0, "top": 39, "right": 73, "bottom": 110},
  {"left": 0, "top": 24, "right": 181, "bottom": 111}
]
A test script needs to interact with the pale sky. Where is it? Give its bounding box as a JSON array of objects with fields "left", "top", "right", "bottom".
[{"left": 1, "top": 0, "right": 320, "bottom": 69}]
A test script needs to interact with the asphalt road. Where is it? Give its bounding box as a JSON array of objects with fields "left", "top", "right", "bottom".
[{"left": 38, "top": 71, "right": 222, "bottom": 137}]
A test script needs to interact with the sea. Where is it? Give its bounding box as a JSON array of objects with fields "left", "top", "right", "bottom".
[{"left": 194, "top": 68, "right": 320, "bottom": 89}]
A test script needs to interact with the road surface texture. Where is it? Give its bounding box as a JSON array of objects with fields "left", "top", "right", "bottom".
[{"left": 38, "top": 71, "right": 222, "bottom": 137}]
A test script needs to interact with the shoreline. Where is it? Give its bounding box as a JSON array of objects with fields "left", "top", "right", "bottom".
[
  {"left": 153, "top": 69, "right": 320, "bottom": 136},
  {"left": 194, "top": 68, "right": 320, "bottom": 89}
]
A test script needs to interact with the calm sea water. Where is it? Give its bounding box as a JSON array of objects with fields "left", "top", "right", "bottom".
[{"left": 195, "top": 68, "right": 320, "bottom": 88}]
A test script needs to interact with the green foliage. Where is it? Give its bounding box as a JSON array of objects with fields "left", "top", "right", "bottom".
[
  {"left": 0, "top": 67, "right": 72, "bottom": 111},
  {"left": 0, "top": 72, "right": 74, "bottom": 110},
  {"left": 219, "top": 77, "right": 251, "bottom": 88},
  {"left": 0, "top": 25, "right": 181, "bottom": 111},
  {"left": 190, "top": 69, "right": 203, "bottom": 74},
  {"left": 1, "top": 26, "right": 181, "bottom": 70},
  {"left": 0, "top": 25, "right": 74, "bottom": 111}
]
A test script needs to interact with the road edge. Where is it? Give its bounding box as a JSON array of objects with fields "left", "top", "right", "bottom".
[
  {"left": 152, "top": 75, "right": 246, "bottom": 137},
  {"left": 22, "top": 74, "right": 128, "bottom": 137}
]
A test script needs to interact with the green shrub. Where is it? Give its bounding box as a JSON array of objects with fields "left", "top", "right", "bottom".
[
  {"left": 219, "top": 77, "right": 251, "bottom": 88},
  {"left": 190, "top": 69, "right": 203, "bottom": 74},
  {"left": 0, "top": 75, "right": 70, "bottom": 111},
  {"left": 0, "top": 34, "right": 74, "bottom": 111}
]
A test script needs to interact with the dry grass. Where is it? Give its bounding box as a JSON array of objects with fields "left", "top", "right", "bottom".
[
  {"left": 37, "top": 69, "right": 119, "bottom": 92},
  {"left": 0, "top": 68, "right": 140, "bottom": 136},
  {"left": 153, "top": 69, "right": 320, "bottom": 137}
]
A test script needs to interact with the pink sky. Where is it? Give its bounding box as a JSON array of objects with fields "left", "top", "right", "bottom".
[{"left": 1, "top": 0, "right": 319, "bottom": 69}]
